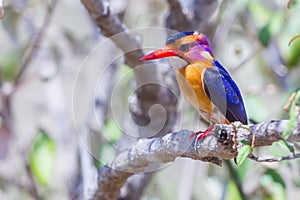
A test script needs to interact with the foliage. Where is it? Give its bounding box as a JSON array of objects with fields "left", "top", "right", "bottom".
[
  {"left": 29, "top": 129, "right": 56, "bottom": 186},
  {"left": 236, "top": 141, "right": 251, "bottom": 166}
]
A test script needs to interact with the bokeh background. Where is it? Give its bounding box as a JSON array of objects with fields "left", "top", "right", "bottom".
[{"left": 1, "top": 0, "right": 300, "bottom": 199}]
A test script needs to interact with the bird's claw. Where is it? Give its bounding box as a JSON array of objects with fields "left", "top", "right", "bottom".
[{"left": 189, "top": 125, "right": 214, "bottom": 142}]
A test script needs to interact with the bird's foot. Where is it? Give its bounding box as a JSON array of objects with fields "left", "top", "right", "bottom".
[{"left": 189, "top": 125, "right": 214, "bottom": 141}]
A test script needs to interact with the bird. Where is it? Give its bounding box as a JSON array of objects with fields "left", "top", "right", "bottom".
[{"left": 141, "top": 31, "right": 247, "bottom": 141}]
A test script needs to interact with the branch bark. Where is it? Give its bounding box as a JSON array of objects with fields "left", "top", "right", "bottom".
[
  {"left": 165, "top": 0, "right": 193, "bottom": 31},
  {"left": 93, "top": 119, "right": 300, "bottom": 199},
  {"left": 193, "top": 0, "right": 218, "bottom": 32},
  {"left": 80, "top": 0, "right": 143, "bottom": 67}
]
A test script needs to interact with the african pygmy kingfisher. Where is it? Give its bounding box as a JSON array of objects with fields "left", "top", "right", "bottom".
[{"left": 141, "top": 31, "right": 247, "bottom": 141}]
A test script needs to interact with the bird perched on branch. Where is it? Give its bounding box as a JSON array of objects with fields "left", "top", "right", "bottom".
[{"left": 141, "top": 31, "right": 247, "bottom": 141}]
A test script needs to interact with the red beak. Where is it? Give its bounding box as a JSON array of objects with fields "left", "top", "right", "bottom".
[{"left": 140, "top": 47, "right": 178, "bottom": 61}]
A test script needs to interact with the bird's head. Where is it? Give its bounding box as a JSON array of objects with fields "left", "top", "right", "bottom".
[{"left": 141, "top": 31, "right": 214, "bottom": 69}]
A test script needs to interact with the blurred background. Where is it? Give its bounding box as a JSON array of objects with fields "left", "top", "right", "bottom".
[{"left": 1, "top": 0, "right": 300, "bottom": 199}]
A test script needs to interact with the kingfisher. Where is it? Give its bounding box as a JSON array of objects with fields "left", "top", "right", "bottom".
[{"left": 141, "top": 31, "right": 247, "bottom": 141}]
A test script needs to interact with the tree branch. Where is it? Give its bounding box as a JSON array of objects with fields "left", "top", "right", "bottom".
[
  {"left": 80, "top": 0, "right": 143, "bottom": 67},
  {"left": 193, "top": 0, "right": 218, "bottom": 31},
  {"left": 14, "top": 0, "right": 57, "bottom": 87},
  {"left": 249, "top": 153, "right": 300, "bottom": 162},
  {"left": 93, "top": 119, "right": 300, "bottom": 199},
  {"left": 165, "top": 0, "right": 193, "bottom": 31}
]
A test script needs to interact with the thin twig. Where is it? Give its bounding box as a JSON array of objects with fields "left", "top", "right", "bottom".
[
  {"left": 14, "top": 0, "right": 57, "bottom": 87},
  {"left": 283, "top": 91, "right": 297, "bottom": 112},
  {"left": 249, "top": 132, "right": 256, "bottom": 156},
  {"left": 248, "top": 153, "right": 300, "bottom": 162}
]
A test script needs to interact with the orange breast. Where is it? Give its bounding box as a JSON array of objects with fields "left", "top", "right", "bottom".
[{"left": 175, "top": 63, "right": 213, "bottom": 118}]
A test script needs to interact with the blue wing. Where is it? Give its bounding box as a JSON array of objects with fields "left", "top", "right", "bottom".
[{"left": 203, "top": 60, "right": 248, "bottom": 124}]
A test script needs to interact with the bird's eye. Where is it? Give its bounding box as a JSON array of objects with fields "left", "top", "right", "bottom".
[{"left": 179, "top": 43, "right": 190, "bottom": 52}]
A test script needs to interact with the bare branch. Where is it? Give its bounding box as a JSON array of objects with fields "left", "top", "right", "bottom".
[
  {"left": 117, "top": 173, "right": 153, "bottom": 200},
  {"left": 193, "top": 0, "right": 218, "bottom": 30},
  {"left": 165, "top": 0, "right": 193, "bottom": 31},
  {"left": 249, "top": 154, "right": 300, "bottom": 162},
  {"left": 93, "top": 119, "right": 300, "bottom": 200},
  {"left": 80, "top": 0, "right": 143, "bottom": 67},
  {"left": 14, "top": 0, "right": 57, "bottom": 87},
  {"left": 93, "top": 166, "right": 132, "bottom": 200},
  {"left": 0, "top": 92, "right": 12, "bottom": 158}
]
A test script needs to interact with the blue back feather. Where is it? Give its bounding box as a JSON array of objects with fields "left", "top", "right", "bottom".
[{"left": 203, "top": 60, "right": 248, "bottom": 124}]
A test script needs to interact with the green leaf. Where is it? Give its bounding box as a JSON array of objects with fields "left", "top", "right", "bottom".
[
  {"left": 257, "top": 11, "right": 284, "bottom": 47},
  {"left": 268, "top": 12, "right": 284, "bottom": 36},
  {"left": 278, "top": 140, "right": 295, "bottom": 154},
  {"left": 283, "top": 115, "right": 297, "bottom": 139},
  {"left": 264, "top": 169, "right": 286, "bottom": 188},
  {"left": 239, "top": 139, "right": 249, "bottom": 145},
  {"left": 29, "top": 129, "right": 56, "bottom": 186},
  {"left": 260, "top": 169, "right": 286, "bottom": 200},
  {"left": 102, "top": 119, "right": 122, "bottom": 143},
  {"left": 283, "top": 90, "right": 300, "bottom": 139},
  {"left": 0, "top": 52, "right": 20, "bottom": 81},
  {"left": 236, "top": 145, "right": 251, "bottom": 166},
  {"left": 258, "top": 24, "right": 271, "bottom": 47},
  {"left": 236, "top": 158, "right": 250, "bottom": 180},
  {"left": 98, "top": 143, "right": 116, "bottom": 168},
  {"left": 225, "top": 180, "right": 242, "bottom": 200}
]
